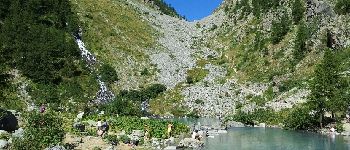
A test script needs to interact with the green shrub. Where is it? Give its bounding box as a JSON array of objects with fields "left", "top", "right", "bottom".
[
  {"left": 186, "top": 68, "right": 209, "bottom": 84},
  {"left": 153, "top": 0, "right": 182, "bottom": 18},
  {"left": 271, "top": 11, "right": 291, "bottom": 44},
  {"left": 335, "top": 0, "right": 350, "bottom": 15},
  {"left": 293, "top": 21, "right": 309, "bottom": 62},
  {"left": 100, "top": 64, "right": 119, "bottom": 84},
  {"left": 283, "top": 106, "right": 317, "bottom": 130},
  {"left": 292, "top": 0, "right": 305, "bottom": 24},
  {"left": 230, "top": 108, "right": 282, "bottom": 126},
  {"left": 12, "top": 112, "right": 65, "bottom": 150},
  {"left": 106, "top": 116, "right": 189, "bottom": 138},
  {"left": 140, "top": 68, "right": 150, "bottom": 76}
]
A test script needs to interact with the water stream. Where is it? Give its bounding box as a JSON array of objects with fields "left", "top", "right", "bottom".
[{"left": 74, "top": 31, "right": 114, "bottom": 104}]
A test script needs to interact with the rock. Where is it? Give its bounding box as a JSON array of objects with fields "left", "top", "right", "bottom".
[
  {"left": 73, "top": 122, "right": 86, "bottom": 132},
  {"left": 165, "top": 137, "right": 175, "bottom": 146},
  {"left": 164, "top": 146, "right": 177, "bottom": 150},
  {"left": 341, "top": 123, "right": 350, "bottom": 136},
  {"left": 45, "top": 145, "right": 66, "bottom": 150},
  {"left": 0, "top": 130, "right": 7, "bottom": 135},
  {"left": 0, "top": 140, "right": 8, "bottom": 149},
  {"left": 258, "top": 123, "right": 266, "bottom": 128},
  {"left": 178, "top": 138, "right": 204, "bottom": 148},
  {"left": 226, "top": 121, "right": 245, "bottom": 128},
  {"left": 12, "top": 128, "right": 24, "bottom": 138},
  {"left": 218, "top": 130, "right": 228, "bottom": 134},
  {"left": 132, "top": 130, "right": 144, "bottom": 137},
  {"left": 0, "top": 109, "right": 19, "bottom": 132},
  {"left": 140, "top": 117, "right": 149, "bottom": 120}
]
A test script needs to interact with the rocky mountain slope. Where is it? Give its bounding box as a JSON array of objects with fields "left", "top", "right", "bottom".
[{"left": 1, "top": 0, "right": 349, "bottom": 119}]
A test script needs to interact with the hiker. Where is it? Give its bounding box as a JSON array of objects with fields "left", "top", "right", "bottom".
[
  {"left": 167, "top": 123, "right": 173, "bottom": 138},
  {"left": 39, "top": 103, "right": 46, "bottom": 113},
  {"left": 97, "top": 119, "right": 103, "bottom": 136},
  {"left": 144, "top": 125, "right": 150, "bottom": 144},
  {"left": 101, "top": 119, "right": 109, "bottom": 137}
]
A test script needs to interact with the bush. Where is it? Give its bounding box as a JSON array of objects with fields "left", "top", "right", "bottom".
[
  {"left": 283, "top": 106, "right": 317, "bottom": 130},
  {"left": 186, "top": 68, "right": 209, "bottom": 84},
  {"left": 153, "top": 0, "right": 182, "bottom": 18},
  {"left": 100, "top": 64, "right": 119, "bottom": 84},
  {"left": 292, "top": 0, "right": 305, "bottom": 24},
  {"left": 293, "top": 21, "right": 309, "bottom": 62},
  {"left": 108, "top": 116, "right": 189, "bottom": 138},
  {"left": 271, "top": 11, "right": 291, "bottom": 44},
  {"left": 12, "top": 112, "right": 65, "bottom": 150},
  {"left": 230, "top": 108, "right": 282, "bottom": 126},
  {"left": 335, "top": 0, "right": 350, "bottom": 15}
]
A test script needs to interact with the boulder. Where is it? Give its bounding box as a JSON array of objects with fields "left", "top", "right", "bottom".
[
  {"left": 0, "top": 109, "right": 19, "bottom": 132},
  {"left": 0, "top": 139, "right": 8, "bottom": 149},
  {"left": 45, "top": 145, "right": 66, "bottom": 150},
  {"left": 225, "top": 121, "right": 245, "bottom": 128},
  {"left": 164, "top": 146, "right": 177, "bottom": 150},
  {"left": 73, "top": 122, "right": 86, "bottom": 132},
  {"left": 131, "top": 130, "right": 144, "bottom": 137},
  {"left": 12, "top": 128, "right": 24, "bottom": 138},
  {"left": 178, "top": 138, "right": 204, "bottom": 149}
]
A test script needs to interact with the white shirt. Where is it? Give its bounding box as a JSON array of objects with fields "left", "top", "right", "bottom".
[{"left": 97, "top": 121, "right": 102, "bottom": 127}]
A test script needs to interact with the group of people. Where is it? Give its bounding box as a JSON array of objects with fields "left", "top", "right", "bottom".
[{"left": 96, "top": 119, "right": 109, "bottom": 137}]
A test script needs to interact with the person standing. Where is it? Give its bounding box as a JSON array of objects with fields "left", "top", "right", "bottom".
[
  {"left": 97, "top": 119, "right": 103, "bottom": 136},
  {"left": 167, "top": 123, "right": 173, "bottom": 138}
]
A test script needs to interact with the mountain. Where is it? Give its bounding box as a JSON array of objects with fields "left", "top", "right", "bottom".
[{"left": 1, "top": 0, "right": 349, "bottom": 126}]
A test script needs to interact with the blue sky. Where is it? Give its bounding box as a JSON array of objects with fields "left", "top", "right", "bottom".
[{"left": 163, "top": 0, "right": 223, "bottom": 21}]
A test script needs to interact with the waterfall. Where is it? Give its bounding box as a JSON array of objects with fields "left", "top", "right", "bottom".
[{"left": 74, "top": 30, "right": 114, "bottom": 104}]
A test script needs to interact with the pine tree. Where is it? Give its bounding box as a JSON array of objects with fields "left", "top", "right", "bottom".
[
  {"left": 293, "top": 21, "right": 308, "bottom": 62},
  {"left": 308, "top": 49, "right": 340, "bottom": 128},
  {"left": 292, "top": 0, "right": 305, "bottom": 24}
]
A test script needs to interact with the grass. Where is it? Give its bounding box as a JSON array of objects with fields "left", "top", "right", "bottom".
[
  {"left": 187, "top": 68, "right": 209, "bottom": 83},
  {"left": 149, "top": 83, "right": 189, "bottom": 117},
  {"left": 71, "top": 0, "right": 157, "bottom": 91}
]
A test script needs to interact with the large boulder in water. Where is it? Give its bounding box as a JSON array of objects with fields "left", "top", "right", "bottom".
[{"left": 0, "top": 109, "right": 18, "bottom": 132}]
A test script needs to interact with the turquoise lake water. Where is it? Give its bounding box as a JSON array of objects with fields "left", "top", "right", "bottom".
[
  {"left": 203, "top": 127, "right": 350, "bottom": 150},
  {"left": 175, "top": 118, "right": 350, "bottom": 150}
]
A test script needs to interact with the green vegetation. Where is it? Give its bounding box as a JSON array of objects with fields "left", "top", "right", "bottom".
[
  {"left": 153, "top": 0, "right": 182, "bottom": 18},
  {"left": 101, "top": 84, "right": 167, "bottom": 116},
  {"left": 235, "top": 0, "right": 281, "bottom": 18},
  {"left": 308, "top": 48, "right": 349, "bottom": 128},
  {"left": 0, "top": 0, "right": 99, "bottom": 110},
  {"left": 292, "top": 0, "right": 305, "bottom": 24},
  {"left": 106, "top": 116, "right": 189, "bottom": 138},
  {"left": 283, "top": 105, "right": 317, "bottom": 130},
  {"left": 228, "top": 108, "right": 287, "bottom": 126},
  {"left": 335, "top": 0, "right": 350, "bottom": 15},
  {"left": 12, "top": 112, "right": 65, "bottom": 150},
  {"left": 293, "top": 21, "right": 309, "bottom": 63},
  {"left": 186, "top": 68, "right": 209, "bottom": 84},
  {"left": 100, "top": 63, "right": 119, "bottom": 84},
  {"left": 271, "top": 11, "right": 291, "bottom": 44}
]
